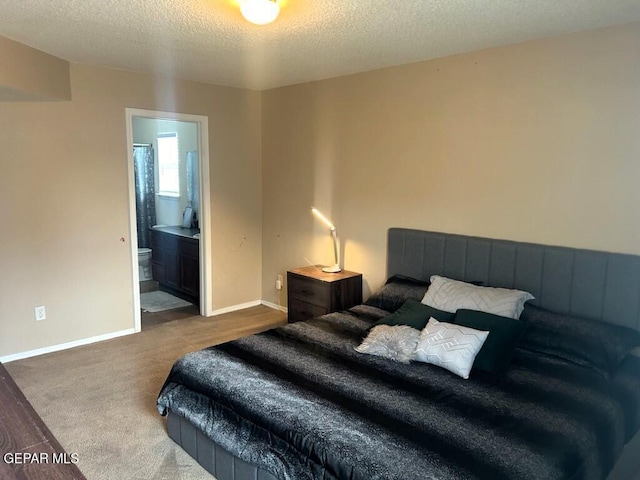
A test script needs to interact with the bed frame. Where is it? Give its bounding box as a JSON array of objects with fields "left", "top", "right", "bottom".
[
  {"left": 165, "top": 228, "right": 640, "bottom": 479},
  {"left": 387, "top": 228, "right": 640, "bottom": 332},
  {"left": 166, "top": 412, "right": 278, "bottom": 480}
]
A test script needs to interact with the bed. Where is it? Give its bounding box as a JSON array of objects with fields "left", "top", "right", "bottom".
[{"left": 157, "top": 228, "right": 640, "bottom": 480}]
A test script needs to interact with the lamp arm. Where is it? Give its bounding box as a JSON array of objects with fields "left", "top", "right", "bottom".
[{"left": 331, "top": 228, "right": 340, "bottom": 268}]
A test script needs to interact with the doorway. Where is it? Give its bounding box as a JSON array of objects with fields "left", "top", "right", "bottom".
[{"left": 125, "top": 108, "right": 212, "bottom": 332}]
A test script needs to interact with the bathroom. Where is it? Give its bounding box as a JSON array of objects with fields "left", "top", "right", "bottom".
[{"left": 133, "top": 117, "right": 201, "bottom": 319}]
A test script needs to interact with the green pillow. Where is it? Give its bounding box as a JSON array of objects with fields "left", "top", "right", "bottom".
[
  {"left": 371, "top": 299, "right": 454, "bottom": 330},
  {"left": 453, "top": 309, "right": 528, "bottom": 375}
]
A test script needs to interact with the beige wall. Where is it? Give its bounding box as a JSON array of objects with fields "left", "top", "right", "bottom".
[
  {"left": 0, "top": 36, "right": 71, "bottom": 101},
  {"left": 0, "top": 64, "right": 262, "bottom": 358},
  {"left": 3, "top": 21, "right": 640, "bottom": 358},
  {"left": 261, "top": 22, "right": 640, "bottom": 305}
]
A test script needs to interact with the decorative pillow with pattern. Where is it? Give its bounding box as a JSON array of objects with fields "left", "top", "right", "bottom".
[
  {"left": 355, "top": 325, "right": 421, "bottom": 364},
  {"left": 414, "top": 318, "right": 489, "bottom": 379},
  {"left": 422, "top": 275, "right": 533, "bottom": 319}
]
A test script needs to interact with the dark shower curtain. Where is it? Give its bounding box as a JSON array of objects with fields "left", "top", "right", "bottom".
[
  {"left": 186, "top": 150, "right": 199, "bottom": 225},
  {"left": 134, "top": 145, "right": 156, "bottom": 248}
]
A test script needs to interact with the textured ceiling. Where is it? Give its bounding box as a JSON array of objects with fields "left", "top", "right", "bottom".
[{"left": 1, "top": 0, "right": 640, "bottom": 91}]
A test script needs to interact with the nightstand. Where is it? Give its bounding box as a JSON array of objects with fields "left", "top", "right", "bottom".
[{"left": 287, "top": 265, "right": 363, "bottom": 323}]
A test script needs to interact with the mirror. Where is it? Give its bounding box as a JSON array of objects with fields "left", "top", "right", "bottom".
[{"left": 182, "top": 207, "right": 194, "bottom": 228}]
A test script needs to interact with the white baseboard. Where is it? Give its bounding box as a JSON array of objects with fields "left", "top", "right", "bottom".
[
  {"left": 2, "top": 301, "right": 289, "bottom": 363},
  {"left": 210, "top": 299, "right": 289, "bottom": 316},
  {"left": 261, "top": 300, "right": 287, "bottom": 313},
  {"left": 210, "top": 300, "right": 263, "bottom": 316},
  {"left": 0, "top": 328, "right": 136, "bottom": 364}
]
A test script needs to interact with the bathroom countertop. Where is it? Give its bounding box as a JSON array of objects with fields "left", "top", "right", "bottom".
[{"left": 151, "top": 225, "right": 200, "bottom": 239}]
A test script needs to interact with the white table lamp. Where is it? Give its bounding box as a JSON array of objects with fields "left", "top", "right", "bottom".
[{"left": 311, "top": 207, "right": 341, "bottom": 273}]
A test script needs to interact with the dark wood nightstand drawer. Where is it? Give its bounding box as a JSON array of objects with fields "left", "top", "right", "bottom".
[
  {"left": 288, "top": 274, "right": 330, "bottom": 307},
  {"left": 287, "top": 266, "right": 362, "bottom": 323},
  {"left": 288, "top": 298, "right": 328, "bottom": 323}
]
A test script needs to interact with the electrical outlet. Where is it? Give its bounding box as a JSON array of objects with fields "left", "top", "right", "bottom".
[
  {"left": 275, "top": 275, "right": 284, "bottom": 290},
  {"left": 35, "top": 306, "right": 46, "bottom": 321}
]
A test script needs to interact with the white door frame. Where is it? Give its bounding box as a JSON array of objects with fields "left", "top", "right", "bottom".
[{"left": 125, "top": 108, "right": 213, "bottom": 332}]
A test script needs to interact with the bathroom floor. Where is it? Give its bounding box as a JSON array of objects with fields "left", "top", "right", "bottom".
[{"left": 139, "top": 281, "right": 200, "bottom": 330}]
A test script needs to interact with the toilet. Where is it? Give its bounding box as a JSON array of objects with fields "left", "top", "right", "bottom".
[{"left": 138, "top": 248, "right": 153, "bottom": 281}]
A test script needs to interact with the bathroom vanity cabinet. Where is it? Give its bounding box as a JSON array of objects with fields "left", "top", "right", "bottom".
[{"left": 150, "top": 227, "right": 200, "bottom": 305}]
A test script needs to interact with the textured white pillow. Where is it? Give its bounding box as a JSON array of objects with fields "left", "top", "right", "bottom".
[
  {"left": 414, "top": 318, "right": 489, "bottom": 379},
  {"left": 422, "top": 275, "right": 534, "bottom": 319},
  {"left": 355, "top": 325, "right": 420, "bottom": 363}
]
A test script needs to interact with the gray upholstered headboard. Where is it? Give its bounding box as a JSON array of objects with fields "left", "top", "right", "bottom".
[{"left": 387, "top": 228, "right": 640, "bottom": 332}]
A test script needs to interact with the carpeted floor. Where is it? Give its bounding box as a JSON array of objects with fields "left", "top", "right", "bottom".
[{"left": 5, "top": 305, "right": 287, "bottom": 480}]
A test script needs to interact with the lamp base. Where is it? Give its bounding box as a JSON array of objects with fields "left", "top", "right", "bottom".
[{"left": 321, "top": 264, "right": 342, "bottom": 273}]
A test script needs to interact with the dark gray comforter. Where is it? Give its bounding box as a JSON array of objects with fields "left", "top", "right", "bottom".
[{"left": 157, "top": 305, "right": 640, "bottom": 480}]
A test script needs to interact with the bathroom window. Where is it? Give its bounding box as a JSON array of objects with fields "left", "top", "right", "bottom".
[{"left": 157, "top": 132, "right": 180, "bottom": 196}]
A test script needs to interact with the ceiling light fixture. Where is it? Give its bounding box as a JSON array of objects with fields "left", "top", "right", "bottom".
[{"left": 240, "top": 0, "right": 280, "bottom": 26}]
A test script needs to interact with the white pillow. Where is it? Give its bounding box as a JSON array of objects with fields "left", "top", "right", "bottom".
[
  {"left": 422, "top": 275, "right": 534, "bottom": 319},
  {"left": 414, "top": 318, "right": 489, "bottom": 379},
  {"left": 354, "top": 325, "right": 421, "bottom": 364}
]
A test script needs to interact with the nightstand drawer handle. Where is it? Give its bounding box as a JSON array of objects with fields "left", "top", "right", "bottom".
[{"left": 300, "top": 289, "right": 315, "bottom": 296}]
